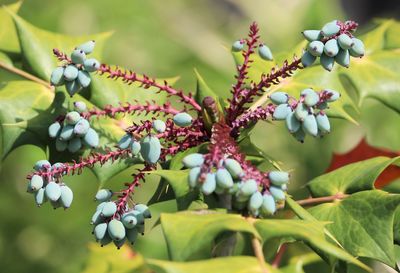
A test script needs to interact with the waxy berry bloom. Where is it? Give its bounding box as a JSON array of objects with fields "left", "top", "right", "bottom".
[{"left": 26, "top": 20, "right": 364, "bottom": 248}]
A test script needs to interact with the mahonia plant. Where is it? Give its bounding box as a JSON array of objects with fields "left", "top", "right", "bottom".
[{"left": 26, "top": 20, "right": 364, "bottom": 249}]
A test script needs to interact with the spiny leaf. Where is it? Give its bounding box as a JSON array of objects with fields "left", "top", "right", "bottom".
[{"left": 0, "top": 2, "right": 21, "bottom": 53}]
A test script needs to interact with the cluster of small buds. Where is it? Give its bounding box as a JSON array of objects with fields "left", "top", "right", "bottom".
[
  {"left": 301, "top": 20, "right": 365, "bottom": 71},
  {"left": 91, "top": 189, "right": 151, "bottom": 248},
  {"left": 269, "top": 88, "right": 340, "bottom": 142},
  {"left": 118, "top": 112, "right": 194, "bottom": 164},
  {"left": 27, "top": 160, "right": 73, "bottom": 209},
  {"left": 50, "top": 41, "right": 100, "bottom": 96},
  {"left": 48, "top": 101, "right": 99, "bottom": 152},
  {"left": 232, "top": 40, "right": 273, "bottom": 61},
  {"left": 182, "top": 153, "right": 289, "bottom": 217}
]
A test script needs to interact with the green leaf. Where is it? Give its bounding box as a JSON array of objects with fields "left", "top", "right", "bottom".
[
  {"left": 160, "top": 212, "right": 259, "bottom": 261},
  {"left": 10, "top": 11, "right": 112, "bottom": 80},
  {"left": 308, "top": 156, "right": 400, "bottom": 197},
  {"left": 254, "top": 219, "right": 369, "bottom": 271},
  {"left": 0, "top": 81, "right": 53, "bottom": 160},
  {"left": 0, "top": 51, "right": 24, "bottom": 81},
  {"left": 147, "top": 256, "right": 280, "bottom": 273},
  {"left": 308, "top": 190, "right": 400, "bottom": 267},
  {"left": 194, "top": 68, "right": 218, "bottom": 104},
  {"left": 150, "top": 169, "right": 199, "bottom": 210},
  {"left": 0, "top": 2, "right": 21, "bottom": 53},
  {"left": 394, "top": 207, "right": 400, "bottom": 244}
]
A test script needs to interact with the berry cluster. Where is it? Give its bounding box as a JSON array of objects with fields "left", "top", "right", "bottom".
[
  {"left": 269, "top": 88, "right": 340, "bottom": 142},
  {"left": 301, "top": 20, "right": 365, "bottom": 71},
  {"left": 27, "top": 160, "right": 73, "bottom": 209},
  {"left": 91, "top": 189, "right": 151, "bottom": 248},
  {"left": 50, "top": 41, "right": 100, "bottom": 96},
  {"left": 183, "top": 153, "right": 289, "bottom": 217},
  {"left": 48, "top": 101, "right": 99, "bottom": 152}
]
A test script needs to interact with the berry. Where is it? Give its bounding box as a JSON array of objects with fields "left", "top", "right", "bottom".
[
  {"left": 173, "top": 112, "right": 193, "bottom": 127},
  {"left": 83, "top": 128, "right": 99, "bottom": 148},
  {"left": 101, "top": 202, "right": 117, "bottom": 217},
  {"left": 307, "top": 41, "right": 324, "bottom": 57},
  {"left": 320, "top": 53, "right": 334, "bottom": 71},
  {"left": 73, "top": 119, "right": 90, "bottom": 136},
  {"left": 77, "top": 70, "right": 91, "bottom": 88},
  {"left": 182, "top": 153, "right": 204, "bottom": 168},
  {"left": 118, "top": 134, "right": 132, "bottom": 149},
  {"left": 60, "top": 184, "right": 74, "bottom": 208},
  {"left": 122, "top": 214, "right": 138, "bottom": 229},
  {"left": 108, "top": 219, "right": 126, "bottom": 241},
  {"left": 261, "top": 194, "right": 276, "bottom": 215},
  {"left": 56, "top": 138, "right": 68, "bottom": 152},
  {"left": 273, "top": 104, "right": 291, "bottom": 120},
  {"left": 268, "top": 171, "right": 289, "bottom": 186},
  {"left": 201, "top": 173, "right": 216, "bottom": 195},
  {"left": 59, "top": 125, "right": 74, "bottom": 141},
  {"left": 65, "top": 79, "right": 82, "bottom": 96},
  {"left": 270, "top": 186, "right": 285, "bottom": 201},
  {"left": 321, "top": 21, "right": 340, "bottom": 37},
  {"left": 45, "top": 182, "right": 61, "bottom": 202},
  {"left": 35, "top": 188, "right": 47, "bottom": 206},
  {"left": 94, "top": 223, "right": 108, "bottom": 240},
  {"left": 130, "top": 141, "right": 141, "bottom": 156},
  {"left": 216, "top": 168, "right": 234, "bottom": 189},
  {"left": 269, "top": 92, "right": 289, "bottom": 105},
  {"left": 349, "top": 38, "right": 365, "bottom": 57},
  {"left": 134, "top": 204, "right": 151, "bottom": 219},
  {"left": 126, "top": 228, "right": 138, "bottom": 245},
  {"left": 294, "top": 103, "right": 309, "bottom": 121},
  {"left": 258, "top": 44, "right": 273, "bottom": 61},
  {"left": 338, "top": 34, "right": 354, "bottom": 50},
  {"left": 48, "top": 122, "right": 61, "bottom": 138},
  {"left": 73, "top": 101, "right": 87, "bottom": 113},
  {"left": 301, "top": 88, "right": 319, "bottom": 107},
  {"left": 30, "top": 175, "right": 44, "bottom": 191},
  {"left": 50, "top": 67, "right": 65, "bottom": 86},
  {"left": 34, "top": 160, "right": 51, "bottom": 171},
  {"left": 83, "top": 58, "right": 100, "bottom": 72},
  {"left": 325, "top": 89, "right": 340, "bottom": 102},
  {"left": 140, "top": 135, "right": 161, "bottom": 164},
  {"left": 64, "top": 65, "right": 79, "bottom": 81},
  {"left": 301, "top": 51, "right": 316, "bottom": 67},
  {"left": 335, "top": 49, "right": 350, "bottom": 68},
  {"left": 188, "top": 167, "right": 201, "bottom": 188},
  {"left": 249, "top": 191, "right": 263, "bottom": 211},
  {"left": 71, "top": 49, "right": 86, "bottom": 64},
  {"left": 65, "top": 111, "right": 81, "bottom": 125},
  {"left": 302, "top": 114, "right": 318, "bottom": 137},
  {"left": 224, "top": 158, "right": 243, "bottom": 179},
  {"left": 285, "top": 112, "right": 301, "bottom": 133},
  {"left": 100, "top": 234, "right": 112, "bottom": 247},
  {"left": 238, "top": 179, "right": 258, "bottom": 196},
  {"left": 95, "top": 189, "right": 113, "bottom": 202},
  {"left": 152, "top": 119, "right": 166, "bottom": 133},
  {"left": 292, "top": 128, "right": 306, "bottom": 143},
  {"left": 316, "top": 112, "right": 330, "bottom": 134},
  {"left": 91, "top": 210, "right": 103, "bottom": 225},
  {"left": 129, "top": 210, "right": 145, "bottom": 225},
  {"left": 232, "top": 40, "right": 244, "bottom": 52},
  {"left": 323, "top": 39, "right": 339, "bottom": 57},
  {"left": 77, "top": 40, "right": 96, "bottom": 54},
  {"left": 302, "top": 30, "right": 322, "bottom": 41}
]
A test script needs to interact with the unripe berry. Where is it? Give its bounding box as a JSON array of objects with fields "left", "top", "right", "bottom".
[
  {"left": 216, "top": 168, "right": 234, "bottom": 189},
  {"left": 73, "top": 118, "right": 90, "bottom": 136},
  {"left": 77, "top": 70, "right": 91, "bottom": 88},
  {"left": 108, "top": 219, "right": 126, "bottom": 241},
  {"left": 248, "top": 191, "right": 263, "bottom": 211},
  {"left": 152, "top": 119, "right": 166, "bottom": 133},
  {"left": 316, "top": 112, "right": 330, "bottom": 134},
  {"left": 173, "top": 112, "right": 193, "bottom": 127},
  {"left": 307, "top": 41, "right": 324, "bottom": 57},
  {"left": 56, "top": 138, "right": 68, "bottom": 152},
  {"left": 35, "top": 188, "right": 47, "bottom": 206},
  {"left": 77, "top": 40, "right": 96, "bottom": 54},
  {"left": 60, "top": 184, "right": 74, "bottom": 208},
  {"left": 301, "top": 51, "right": 316, "bottom": 67},
  {"left": 232, "top": 40, "right": 244, "bottom": 52},
  {"left": 130, "top": 140, "right": 141, "bottom": 156},
  {"left": 94, "top": 222, "right": 108, "bottom": 240},
  {"left": 73, "top": 101, "right": 87, "bottom": 113},
  {"left": 45, "top": 182, "right": 61, "bottom": 202},
  {"left": 261, "top": 194, "right": 276, "bottom": 215},
  {"left": 134, "top": 204, "right": 151, "bottom": 219},
  {"left": 140, "top": 135, "right": 161, "bottom": 164},
  {"left": 48, "top": 122, "right": 61, "bottom": 138},
  {"left": 270, "top": 186, "right": 286, "bottom": 201},
  {"left": 338, "top": 34, "right": 354, "bottom": 50},
  {"left": 126, "top": 228, "right": 138, "bottom": 245},
  {"left": 66, "top": 111, "right": 81, "bottom": 125},
  {"left": 122, "top": 214, "right": 138, "bottom": 229},
  {"left": 59, "top": 125, "right": 74, "bottom": 141},
  {"left": 320, "top": 53, "right": 335, "bottom": 71},
  {"left": 294, "top": 103, "right": 309, "bottom": 121},
  {"left": 301, "top": 88, "right": 319, "bottom": 107},
  {"left": 95, "top": 189, "right": 113, "bottom": 202},
  {"left": 325, "top": 89, "right": 340, "bottom": 102},
  {"left": 30, "top": 175, "right": 44, "bottom": 191},
  {"left": 83, "top": 128, "right": 99, "bottom": 148},
  {"left": 292, "top": 128, "right": 306, "bottom": 143},
  {"left": 238, "top": 179, "right": 258, "bottom": 196},
  {"left": 201, "top": 173, "right": 216, "bottom": 195},
  {"left": 223, "top": 158, "right": 243, "bottom": 179},
  {"left": 349, "top": 38, "right": 365, "bottom": 57},
  {"left": 65, "top": 79, "right": 82, "bottom": 96},
  {"left": 182, "top": 153, "right": 204, "bottom": 168},
  {"left": 268, "top": 171, "right": 289, "bottom": 186},
  {"left": 100, "top": 234, "right": 112, "bottom": 247},
  {"left": 129, "top": 210, "right": 145, "bottom": 225},
  {"left": 273, "top": 104, "right": 291, "bottom": 120},
  {"left": 91, "top": 210, "right": 103, "bottom": 225},
  {"left": 118, "top": 134, "right": 132, "bottom": 149},
  {"left": 34, "top": 160, "right": 51, "bottom": 171},
  {"left": 285, "top": 112, "right": 301, "bottom": 133},
  {"left": 258, "top": 44, "right": 273, "bottom": 61},
  {"left": 302, "top": 114, "right": 318, "bottom": 137},
  {"left": 64, "top": 65, "right": 79, "bottom": 81},
  {"left": 335, "top": 49, "right": 350, "bottom": 68},
  {"left": 101, "top": 201, "right": 117, "bottom": 217},
  {"left": 71, "top": 49, "right": 86, "bottom": 64},
  {"left": 324, "top": 39, "right": 339, "bottom": 57},
  {"left": 302, "top": 30, "right": 322, "bottom": 41},
  {"left": 321, "top": 21, "right": 340, "bottom": 37},
  {"left": 114, "top": 237, "right": 127, "bottom": 249},
  {"left": 269, "top": 92, "right": 289, "bottom": 105},
  {"left": 84, "top": 58, "right": 100, "bottom": 72},
  {"left": 188, "top": 167, "right": 201, "bottom": 188},
  {"left": 50, "top": 67, "right": 65, "bottom": 86}
]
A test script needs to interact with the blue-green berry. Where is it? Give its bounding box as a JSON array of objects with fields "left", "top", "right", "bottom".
[
  {"left": 320, "top": 53, "right": 335, "bottom": 71},
  {"left": 77, "top": 70, "right": 91, "bottom": 88},
  {"left": 335, "top": 49, "right": 350, "bottom": 68},
  {"left": 216, "top": 168, "right": 234, "bottom": 189},
  {"left": 292, "top": 128, "right": 306, "bottom": 143},
  {"left": 238, "top": 179, "right": 258, "bottom": 196},
  {"left": 302, "top": 30, "right": 322, "bottom": 41},
  {"left": 108, "top": 219, "right": 126, "bottom": 241},
  {"left": 232, "top": 40, "right": 244, "bottom": 52},
  {"left": 307, "top": 41, "right": 324, "bottom": 57},
  {"left": 273, "top": 104, "right": 291, "bottom": 120},
  {"left": 248, "top": 191, "right": 263, "bottom": 211},
  {"left": 324, "top": 39, "right": 339, "bottom": 57},
  {"left": 140, "top": 135, "right": 161, "bottom": 164},
  {"left": 122, "top": 214, "right": 138, "bottom": 229},
  {"left": 349, "top": 38, "right": 365, "bottom": 57},
  {"left": 56, "top": 138, "right": 68, "bottom": 151},
  {"left": 285, "top": 111, "right": 301, "bottom": 133},
  {"left": 29, "top": 175, "right": 44, "bottom": 191},
  {"left": 64, "top": 65, "right": 79, "bottom": 81},
  {"left": 268, "top": 171, "right": 289, "bottom": 186},
  {"left": 134, "top": 204, "right": 151, "bottom": 219},
  {"left": 65, "top": 111, "right": 81, "bottom": 125},
  {"left": 65, "top": 79, "right": 82, "bottom": 96},
  {"left": 301, "top": 51, "right": 316, "bottom": 67},
  {"left": 201, "top": 173, "right": 216, "bottom": 195},
  {"left": 302, "top": 114, "right": 318, "bottom": 137},
  {"left": 83, "top": 58, "right": 100, "bottom": 72},
  {"left": 126, "top": 228, "right": 138, "bottom": 245},
  {"left": 173, "top": 112, "right": 193, "bottom": 127},
  {"left": 73, "top": 101, "right": 87, "bottom": 113},
  {"left": 73, "top": 119, "right": 90, "bottom": 136},
  {"left": 71, "top": 49, "right": 86, "bottom": 64},
  {"left": 68, "top": 138, "right": 82, "bottom": 153},
  {"left": 77, "top": 40, "right": 96, "bottom": 54},
  {"left": 45, "top": 182, "right": 61, "bottom": 202},
  {"left": 35, "top": 188, "right": 47, "bottom": 206},
  {"left": 261, "top": 194, "right": 276, "bottom": 215},
  {"left": 301, "top": 88, "right": 319, "bottom": 107},
  {"left": 188, "top": 167, "right": 201, "bottom": 188},
  {"left": 316, "top": 112, "right": 330, "bottom": 134},
  {"left": 59, "top": 125, "right": 74, "bottom": 141},
  {"left": 294, "top": 103, "right": 309, "bottom": 121},
  {"left": 152, "top": 120, "right": 166, "bottom": 133},
  {"left": 258, "top": 44, "right": 273, "bottom": 61},
  {"left": 60, "top": 184, "right": 73, "bottom": 208},
  {"left": 50, "top": 67, "right": 65, "bottom": 86},
  {"left": 182, "top": 153, "right": 204, "bottom": 168},
  {"left": 270, "top": 186, "right": 286, "bottom": 201},
  {"left": 118, "top": 134, "right": 132, "bottom": 149},
  {"left": 94, "top": 223, "right": 108, "bottom": 240},
  {"left": 34, "top": 160, "right": 51, "bottom": 171},
  {"left": 101, "top": 201, "right": 117, "bottom": 217},
  {"left": 224, "top": 158, "right": 244, "bottom": 179},
  {"left": 95, "top": 189, "right": 113, "bottom": 202},
  {"left": 321, "top": 21, "right": 340, "bottom": 37},
  {"left": 325, "top": 89, "right": 340, "bottom": 102},
  {"left": 83, "top": 128, "right": 99, "bottom": 148},
  {"left": 48, "top": 122, "right": 61, "bottom": 138},
  {"left": 338, "top": 34, "right": 354, "bottom": 50},
  {"left": 269, "top": 92, "right": 289, "bottom": 105},
  {"left": 130, "top": 140, "right": 141, "bottom": 156}
]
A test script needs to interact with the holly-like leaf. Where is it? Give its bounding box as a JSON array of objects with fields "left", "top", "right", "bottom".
[
  {"left": 308, "top": 190, "right": 400, "bottom": 267},
  {"left": 0, "top": 51, "right": 24, "bottom": 81},
  {"left": 0, "top": 2, "right": 21, "bottom": 53},
  {"left": 160, "top": 212, "right": 259, "bottom": 261},
  {"left": 194, "top": 68, "right": 218, "bottom": 104},
  {"left": 147, "top": 256, "right": 280, "bottom": 273},
  {"left": 325, "top": 138, "right": 400, "bottom": 189},
  {"left": 308, "top": 156, "right": 400, "bottom": 197}
]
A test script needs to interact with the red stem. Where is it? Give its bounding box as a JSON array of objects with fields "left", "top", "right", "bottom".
[{"left": 272, "top": 244, "right": 287, "bottom": 268}]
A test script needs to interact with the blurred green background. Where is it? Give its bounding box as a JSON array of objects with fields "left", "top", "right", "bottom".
[{"left": 0, "top": 0, "right": 399, "bottom": 272}]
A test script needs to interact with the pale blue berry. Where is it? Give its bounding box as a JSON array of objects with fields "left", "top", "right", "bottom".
[
  {"left": 173, "top": 112, "right": 193, "bottom": 127},
  {"left": 273, "top": 104, "right": 292, "bottom": 120},
  {"left": 301, "top": 51, "right": 316, "bottom": 67},
  {"left": 140, "top": 135, "right": 161, "bottom": 164},
  {"left": 201, "top": 173, "right": 216, "bottom": 195},
  {"left": 77, "top": 70, "right": 91, "bottom": 88},
  {"left": 232, "top": 40, "right": 244, "bottom": 52},
  {"left": 268, "top": 171, "right": 289, "bottom": 186},
  {"left": 71, "top": 49, "right": 86, "bottom": 64},
  {"left": 60, "top": 184, "right": 74, "bottom": 208},
  {"left": 321, "top": 21, "right": 340, "bottom": 37},
  {"left": 302, "top": 30, "right": 322, "bottom": 41},
  {"left": 216, "top": 168, "right": 234, "bottom": 189},
  {"left": 308, "top": 41, "right": 324, "bottom": 57},
  {"left": 324, "top": 39, "right": 339, "bottom": 57},
  {"left": 83, "top": 128, "right": 99, "bottom": 148},
  {"left": 335, "top": 49, "right": 350, "bottom": 68},
  {"left": 316, "top": 112, "right": 331, "bottom": 134},
  {"left": 182, "top": 153, "right": 204, "bottom": 168},
  {"left": 64, "top": 65, "right": 79, "bottom": 81},
  {"left": 50, "top": 67, "right": 65, "bottom": 86},
  {"left": 320, "top": 53, "right": 335, "bottom": 71},
  {"left": 258, "top": 44, "right": 273, "bottom": 61},
  {"left": 338, "top": 34, "right": 354, "bottom": 50},
  {"left": 269, "top": 92, "right": 289, "bottom": 105},
  {"left": 302, "top": 114, "right": 318, "bottom": 137},
  {"left": 77, "top": 40, "right": 96, "bottom": 54},
  {"left": 108, "top": 219, "right": 126, "bottom": 241},
  {"left": 152, "top": 120, "right": 166, "bottom": 133}
]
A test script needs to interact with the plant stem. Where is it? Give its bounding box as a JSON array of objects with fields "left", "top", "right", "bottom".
[
  {"left": 0, "top": 61, "right": 52, "bottom": 89},
  {"left": 272, "top": 244, "right": 287, "bottom": 268},
  {"left": 278, "top": 193, "right": 349, "bottom": 210},
  {"left": 246, "top": 217, "right": 269, "bottom": 273}
]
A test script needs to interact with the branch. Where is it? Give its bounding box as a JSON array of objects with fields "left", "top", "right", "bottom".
[
  {"left": 0, "top": 61, "right": 53, "bottom": 89},
  {"left": 272, "top": 244, "right": 287, "bottom": 268},
  {"left": 231, "top": 104, "right": 275, "bottom": 136},
  {"left": 226, "top": 22, "right": 260, "bottom": 122},
  {"left": 246, "top": 217, "right": 269, "bottom": 273},
  {"left": 277, "top": 193, "right": 350, "bottom": 210}
]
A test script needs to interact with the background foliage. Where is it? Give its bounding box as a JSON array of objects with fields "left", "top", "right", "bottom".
[{"left": 0, "top": 1, "right": 400, "bottom": 273}]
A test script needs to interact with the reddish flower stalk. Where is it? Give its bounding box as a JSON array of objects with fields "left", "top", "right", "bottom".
[
  {"left": 226, "top": 22, "right": 260, "bottom": 122},
  {"left": 231, "top": 104, "right": 276, "bottom": 136},
  {"left": 98, "top": 64, "right": 201, "bottom": 112},
  {"left": 81, "top": 101, "right": 181, "bottom": 119},
  {"left": 27, "top": 148, "right": 131, "bottom": 180}
]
